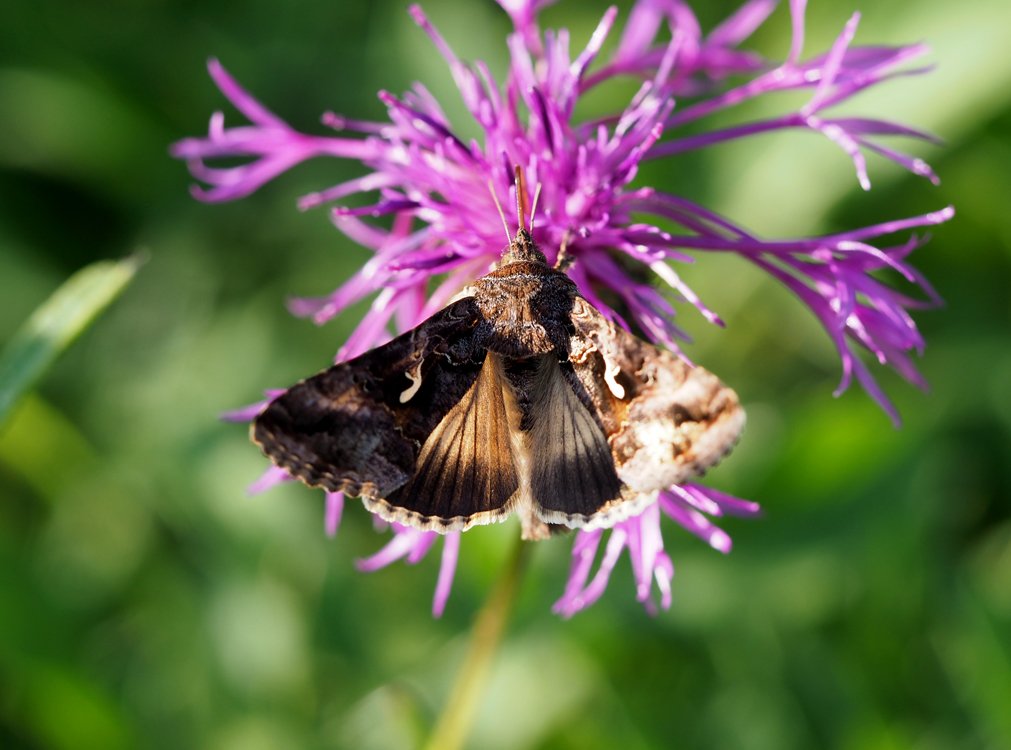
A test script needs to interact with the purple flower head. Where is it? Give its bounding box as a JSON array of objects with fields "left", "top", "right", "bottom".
[{"left": 174, "top": 0, "right": 948, "bottom": 615}]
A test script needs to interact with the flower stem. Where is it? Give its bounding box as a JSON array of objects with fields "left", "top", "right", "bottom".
[{"left": 424, "top": 534, "right": 529, "bottom": 750}]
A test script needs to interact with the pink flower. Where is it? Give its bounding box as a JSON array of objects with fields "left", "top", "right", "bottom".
[{"left": 174, "top": 0, "right": 948, "bottom": 615}]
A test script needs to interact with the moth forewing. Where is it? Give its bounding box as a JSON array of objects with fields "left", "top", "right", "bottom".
[
  {"left": 251, "top": 297, "right": 485, "bottom": 502},
  {"left": 566, "top": 298, "right": 745, "bottom": 495}
]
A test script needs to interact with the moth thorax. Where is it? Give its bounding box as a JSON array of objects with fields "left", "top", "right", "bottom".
[
  {"left": 488, "top": 328, "right": 556, "bottom": 357},
  {"left": 482, "top": 310, "right": 558, "bottom": 356}
]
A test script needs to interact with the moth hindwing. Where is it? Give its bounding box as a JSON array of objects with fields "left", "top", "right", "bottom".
[{"left": 252, "top": 229, "right": 745, "bottom": 540}]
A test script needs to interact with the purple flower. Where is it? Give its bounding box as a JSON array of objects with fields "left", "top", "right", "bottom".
[{"left": 174, "top": 0, "right": 948, "bottom": 615}]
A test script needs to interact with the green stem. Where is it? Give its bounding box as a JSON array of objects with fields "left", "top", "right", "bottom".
[{"left": 424, "top": 535, "right": 529, "bottom": 750}]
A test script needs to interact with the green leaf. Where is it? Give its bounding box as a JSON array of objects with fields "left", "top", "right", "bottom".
[{"left": 0, "top": 254, "right": 142, "bottom": 426}]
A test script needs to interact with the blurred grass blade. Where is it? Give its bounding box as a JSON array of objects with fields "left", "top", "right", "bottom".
[{"left": 0, "top": 255, "right": 141, "bottom": 425}]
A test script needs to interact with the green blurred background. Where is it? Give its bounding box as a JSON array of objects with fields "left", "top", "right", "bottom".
[{"left": 1, "top": 0, "right": 1008, "bottom": 748}]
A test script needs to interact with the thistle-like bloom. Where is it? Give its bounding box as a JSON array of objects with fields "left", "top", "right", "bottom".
[{"left": 176, "top": 0, "right": 948, "bottom": 616}]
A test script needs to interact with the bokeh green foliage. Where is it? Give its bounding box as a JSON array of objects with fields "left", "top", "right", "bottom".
[{"left": 1, "top": 0, "right": 1008, "bottom": 748}]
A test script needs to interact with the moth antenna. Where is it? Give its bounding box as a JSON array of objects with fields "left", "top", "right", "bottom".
[
  {"left": 487, "top": 179, "right": 512, "bottom": 244},
  {"left": 514, "top": 165, "right": 529, "bottom": 232},
  {"left": 555, "top": 229, "right": 575, "bottom": 271},
  {"left": 528, "top": 183, "right": 543, "bottom": 232}
]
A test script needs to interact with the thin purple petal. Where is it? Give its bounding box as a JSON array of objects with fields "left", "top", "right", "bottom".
[
  {"left": 432, "top": 532, "right": 461, "bottom": 617},
  {"left": 247, "top": 465, "right": 290, "bottom": 495},
  {"left": 325, "top": 492, "right": 344, "bottom": 538}
]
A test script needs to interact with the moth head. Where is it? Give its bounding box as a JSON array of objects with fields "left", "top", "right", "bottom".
[{"left": 500, "top": 228, "right": 549, "bottom": 266}]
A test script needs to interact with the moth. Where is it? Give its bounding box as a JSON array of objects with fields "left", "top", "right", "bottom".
[{"left": 253, "top": 187, "right": 744, "bottom": 540}]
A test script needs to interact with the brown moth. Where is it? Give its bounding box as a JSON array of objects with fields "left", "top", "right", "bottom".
[{"left": 253, "top": 188, "right": 744, "bottom": 540}]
